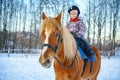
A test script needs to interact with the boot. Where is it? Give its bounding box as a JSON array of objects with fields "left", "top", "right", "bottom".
[{"left": 86, "top": 46, "right": 94, "bottom": 58}]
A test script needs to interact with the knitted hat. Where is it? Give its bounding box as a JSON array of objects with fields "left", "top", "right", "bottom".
[{"left": 68, "top": 5, "right": 80, "bottom": 16}]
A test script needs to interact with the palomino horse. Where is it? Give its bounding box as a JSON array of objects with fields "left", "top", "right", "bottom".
[{"left": 39, "top": 12, "right": 101, "bottom": 80}]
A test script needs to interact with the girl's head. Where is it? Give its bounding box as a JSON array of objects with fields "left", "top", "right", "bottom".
[{"left": 68, "top": 6, "right": 80, "bottom": 19}]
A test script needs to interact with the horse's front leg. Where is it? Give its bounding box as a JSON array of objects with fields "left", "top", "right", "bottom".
[{"left": 73, "top": 72, "right": 82, "bottom": 80}]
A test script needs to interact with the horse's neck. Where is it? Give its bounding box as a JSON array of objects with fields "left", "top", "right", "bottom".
[
  {"left": 56, "top": 43, "right": 65, "bottom": 63},
  {"left": 55, "top": 44, "right": 71, "bottom": 66},
  {"left": 56, "top": 51, "right": 65, "bottom": 61}
]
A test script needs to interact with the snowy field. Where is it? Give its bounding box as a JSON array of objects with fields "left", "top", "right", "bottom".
[{"left": 0, "top": 53, "right": 120, "bottom": 80}]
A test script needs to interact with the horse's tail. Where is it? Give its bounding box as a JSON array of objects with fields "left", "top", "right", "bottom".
[{"left": 91, "top": 45, "right": 101, "bottom": 75}]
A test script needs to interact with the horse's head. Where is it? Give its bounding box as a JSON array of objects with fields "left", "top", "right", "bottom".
[{"left": 39, "top": 12, "right": 62, "bottom": 68}]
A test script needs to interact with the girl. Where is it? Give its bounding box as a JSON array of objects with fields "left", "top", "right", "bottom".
[{"left": 66, "top": 5, "right": 94, "bottom": 59}]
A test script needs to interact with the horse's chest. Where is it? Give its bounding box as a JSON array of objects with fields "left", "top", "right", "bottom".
[{"left": 54, "top": 67, "right": 75, "bottom": 80}]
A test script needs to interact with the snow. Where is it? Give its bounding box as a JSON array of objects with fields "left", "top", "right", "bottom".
[{"left": 0, "top": 53, "right": 120, "bottom": 80}]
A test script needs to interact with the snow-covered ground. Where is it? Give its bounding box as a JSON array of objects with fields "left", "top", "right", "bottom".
[{"left": 0, "top": 53, "right": 120, "bottom": 80}]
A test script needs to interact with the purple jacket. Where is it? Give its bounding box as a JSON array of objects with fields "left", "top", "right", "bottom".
[{"left": 66, "top": 17, "right": 86, "bottom": 38}]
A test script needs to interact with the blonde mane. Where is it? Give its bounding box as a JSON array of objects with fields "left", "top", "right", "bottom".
[{"left": 62, "top": 26, "right": 77, "bottom": 61}]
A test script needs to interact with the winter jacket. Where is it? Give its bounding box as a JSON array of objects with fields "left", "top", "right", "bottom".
[{"left": 66, "top": 17, "right": 86, "bottom": 38}]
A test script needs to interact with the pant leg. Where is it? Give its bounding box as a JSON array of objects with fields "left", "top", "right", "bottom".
[
  {"left": 76, "top": 40, "right": 87, "bottom": 60},
  {"left": 70, "top": 32, "right": 94, "bottom": 57},
  {"left": 78, "top": 38, "right": 94, "bottom": 57}
]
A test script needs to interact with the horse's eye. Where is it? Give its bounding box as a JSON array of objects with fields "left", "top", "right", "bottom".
[{"left": 55, "top": 33, "right": 59, "bottom": 37}]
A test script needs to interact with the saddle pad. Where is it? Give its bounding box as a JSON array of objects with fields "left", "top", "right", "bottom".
[{"left": 78, "top": 46, "right": 95, "bottom": 62}]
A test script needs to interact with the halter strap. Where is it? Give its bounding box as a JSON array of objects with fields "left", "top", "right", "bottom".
[
  {"left": 42, "top": 33, "right": 61, "bottom": 53},
  {"left": 54, "top": 52, "right": 77, "bottom": 68},
  {"left": 42, "top": 44, "right": 58, "bottom": 53}
]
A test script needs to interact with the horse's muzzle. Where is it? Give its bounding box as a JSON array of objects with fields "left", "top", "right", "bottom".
[{"left": 39, "top": 57, "right": 51, "bottom": 68}]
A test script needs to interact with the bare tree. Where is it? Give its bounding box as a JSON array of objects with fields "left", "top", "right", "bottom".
[
  {"left": 109, "top": 0, "right": 113, "bottom": 51},
  {"left": 0, "top": 0, "right": 2, "bottom": 30},
  {"left": 87, "top": 0, "right": 91, "bottom": 43},
  {"left": 112, "top": 0, "right": 119, "bottom": 55},
  {"left": 92, "top": 0, "right": 96, "bottom": 45},
  {"left": 96, "top": 0, "right": 105, "bottom": 50},
  {"left": 2, "top": 0, "right": 9, "bottom": 49},
  {"left": 103, "top": 0, "right": 107, "bottom": 49}
]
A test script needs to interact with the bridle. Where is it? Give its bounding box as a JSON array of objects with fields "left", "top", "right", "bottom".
[
  {"left": 42, "top": 33, "right": 61, "bottom": 53},
  {"left": 42, "top": 33, "right": 77, "bottom": 68}
]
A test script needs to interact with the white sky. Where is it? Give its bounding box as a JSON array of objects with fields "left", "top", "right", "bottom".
[{"left": 75, "top": 0, "right": 88, "bottom": 15}]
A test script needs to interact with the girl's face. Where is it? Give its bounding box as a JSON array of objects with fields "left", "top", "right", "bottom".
[{"left": 70, "top": 10, "right": 78, "bottom": 19}]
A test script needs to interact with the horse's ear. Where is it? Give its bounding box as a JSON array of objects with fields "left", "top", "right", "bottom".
[
  {"left": 42, "top": 12, "right": 47, "bottom": 20},
  {"left": 56, "top": 11, "right": 62, "bottom": 24}
]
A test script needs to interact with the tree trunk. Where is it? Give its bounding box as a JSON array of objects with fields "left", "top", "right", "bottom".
[{"left": 87, "top": 0, "right": 91, "bottom": 43}]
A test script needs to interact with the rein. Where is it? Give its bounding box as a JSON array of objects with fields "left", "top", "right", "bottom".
[
  {"left": 54, "top": 52, "right": 77, "bottom": 68},
  {"left": 42, "top": 33, "right": 77, "bottom": 68}
]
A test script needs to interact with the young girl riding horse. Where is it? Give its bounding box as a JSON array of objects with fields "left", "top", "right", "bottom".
[{"left": 66, "top": 5, "right": 94, "bottom": 59}]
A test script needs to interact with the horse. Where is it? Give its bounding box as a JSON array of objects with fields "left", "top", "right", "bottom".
[{"left": 39, "top": 12, "right": 101, "bottom": 80}]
